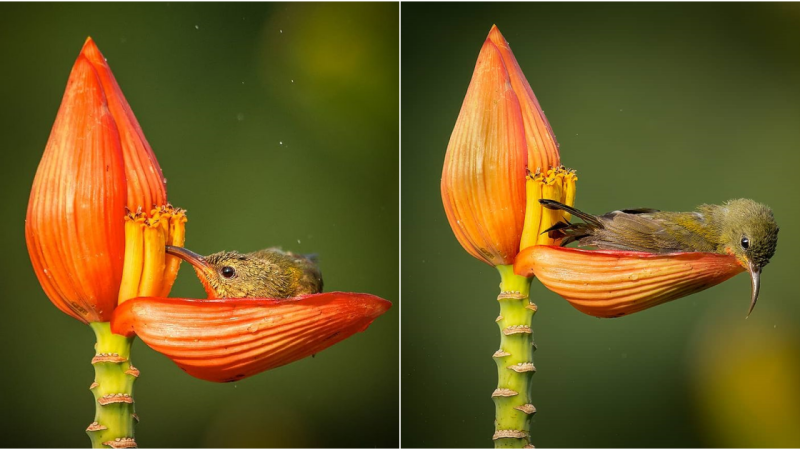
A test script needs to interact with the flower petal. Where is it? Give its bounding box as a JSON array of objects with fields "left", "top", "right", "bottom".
[
  {"left": 515, "top": 246, "right": 745, "bottom": 318},
  {"left": 26, "top": 55, "right": 127, "bottom": 323},
  {"left": 441, "top": 37, "right": 527, "bottom": 266},
  {"left": 110, "top": 293, "right": 391, "bottom": 382}
]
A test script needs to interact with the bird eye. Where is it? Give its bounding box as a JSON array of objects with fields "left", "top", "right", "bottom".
[
  {"left": 741, "top": 237, "right": 750, "bottom": 250},
  {"left": 221, "top": 266, "right": 235, "bottom": 278}
]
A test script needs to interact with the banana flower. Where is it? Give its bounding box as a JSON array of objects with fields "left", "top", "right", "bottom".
[
  {"left": 440, "top": 25, "right": 575, "bottom": 448},
  {"left": 26, "top": 38, "right": 389, "bottom": 448}
]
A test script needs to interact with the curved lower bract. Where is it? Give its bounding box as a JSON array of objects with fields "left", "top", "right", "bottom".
[
  {"left": 111, "top": 292, "right": 391, "bottom": 382},
  {"left": 514, "top": 246, "right": 744, "bottom": 318}
]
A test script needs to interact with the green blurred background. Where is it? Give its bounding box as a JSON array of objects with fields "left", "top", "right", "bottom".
[
  {"left": 0, "top": 3, "right": 397, "bottom": 447},
  {"left": 402, "top": 3, "right": 800, "bottom": 448}
]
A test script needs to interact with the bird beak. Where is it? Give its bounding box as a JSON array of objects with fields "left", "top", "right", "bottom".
[
  {"left": 747, "top": 260, "right": 761, "bottom": 318},
  {"left": 165, "top": 245, "right": 215, "bottom": 279}
]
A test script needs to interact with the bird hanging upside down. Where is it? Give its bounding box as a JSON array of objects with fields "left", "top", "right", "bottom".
[
  {"left": 540, "top": 198, "right": 778, "bottom": 315},
  {"left": 165, "top": 246, "right": 323, "bottom": 299}
]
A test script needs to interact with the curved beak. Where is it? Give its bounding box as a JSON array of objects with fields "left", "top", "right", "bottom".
[
  {"left": 747, "top": 260, "right": 761, "bottom": 318},
  {"left": 165, "top": 245, "right": 215, "bottom": 279}
]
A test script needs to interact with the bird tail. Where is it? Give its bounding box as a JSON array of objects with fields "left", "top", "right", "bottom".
[{"left": 539, "top": 199, "right": 603, "bottom": 228}]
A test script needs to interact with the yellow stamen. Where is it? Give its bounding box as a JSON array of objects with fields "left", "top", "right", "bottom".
[
  {"left": 117, "top": 204, "right": 187, "bottom": 305},
  {"left": 519, "top": 166, "right": 578, "bottom": 250},
  {"left": 561, "top": 170, "right": 578, "bottom": 221},
  {"left": 160, "top": 210, "right": 187, "bottom": 296},
  {"left": 137, "top": 219, "right": 166, "bottom": 297},
  {"left": 520, "top": 171, "right": 543, "bottom": 251},
  {"left": 118, "top": 216, "right": 145, "bottom": 305},
  {"left": 158, "top": 210, "right": 171, "bottom": 238},
  {"left": 537, "top": 171, "right": 564, "bottom": 246}
]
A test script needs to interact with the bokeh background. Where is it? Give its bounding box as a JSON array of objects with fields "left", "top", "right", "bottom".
[
  {"left": 402, "top": 3, "right": 800, "bottom": 448},
  {"left": 0, "top": 3, "right": 397, "bottom": 447}
]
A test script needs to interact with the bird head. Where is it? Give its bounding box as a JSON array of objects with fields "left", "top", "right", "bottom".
[
  {"left": 165, "top": 246, "right": 322, "bottom": 299},
  {"left": 718, "top": 199, "right": 779, "bottom": 316}
]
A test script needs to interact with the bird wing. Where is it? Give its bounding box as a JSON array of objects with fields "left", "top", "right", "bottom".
[
  {"left": 583, "top": 211, "right": 712, "bottom": 253},
  {"left": 540, "top": 201, "right": 715, "bottom": 254},
  {"left": 540, "top": 199, "right": 603, "bottom": 227},
  {"left": 579, "top": 212, "right": 672, "bottom": 252}
]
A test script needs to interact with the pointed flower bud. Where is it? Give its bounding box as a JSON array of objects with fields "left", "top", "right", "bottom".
[
  {"left": 514, "top": 246, "right": 745, "bottom": 318},
  {"left": 485, "top": 26, "right": 560, "bottom": 174},
  {"left": 442, "top": 25, "right": 571, "bottom": 266},
  {"left": 111, "top": 293, "right": 392, "bottom": 382},
  {"left": 26, "top": 38, "right": 171, "bottom": 323}
]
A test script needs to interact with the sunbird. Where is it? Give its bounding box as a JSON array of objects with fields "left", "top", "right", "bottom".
[
  {"left": 165, "top": 246, "right": 323, "bottom": 299},
  {"left": 540, "top": 198, "right": 778, "bottom": 315}
]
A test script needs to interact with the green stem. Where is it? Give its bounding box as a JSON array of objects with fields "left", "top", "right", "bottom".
[
  {"left": 87, "top": 322, "right": 137, "bottom": 449},
  {"left": 493, "top": 265, "right": 536, "bottom": 448}
]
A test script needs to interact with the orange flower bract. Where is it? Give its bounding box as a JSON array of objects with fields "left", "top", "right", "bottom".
[
  {"left": 111, "top": 293, "right": 392, "bottom": 382},
  {"left": 26, "top": 38, "right": 167, "bottom": 323},
  {"left": 441, "top": 25, "right": 561, "bottom": 266},
  {"left": 515, "top": 246, "right": 745, "bottom": 318}
]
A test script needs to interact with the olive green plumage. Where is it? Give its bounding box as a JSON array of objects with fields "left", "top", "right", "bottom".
[
  {"left": 202, "top": 248, "right": 323, "bottom": 299},
  {"left": 541, "top": 198, "right": 779, "bottom": 315},
  {"left": 166, "top": 245, "right": 323, "bottom": 299},
  {"left": 542, "top": 198, "right": 778, "bottom": 267}
]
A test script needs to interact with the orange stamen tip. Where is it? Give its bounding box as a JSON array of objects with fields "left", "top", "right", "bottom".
[{"left": 515, "top": 246, "right": 745, "bottom": 318}]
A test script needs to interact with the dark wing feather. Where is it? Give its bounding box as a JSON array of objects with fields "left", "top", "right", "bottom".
[
  {"left": 582, "top": 212, "right": 676, "bottom": 253},
  {"left": 618, "top": 208, "right": 661, "bottom": 214},
  {"left": 539, "top": 199, "right": 603, "bottom": 227},
  {"left": 584, "top": 211, "right": 710, "bottom": 253}
]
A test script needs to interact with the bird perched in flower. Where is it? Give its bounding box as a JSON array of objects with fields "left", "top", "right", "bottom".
[
  {"left": 540, "top": 198, "right": 778, "bottom": 315},
  {"left": 165, "top": 246, "right": 323, "bottom": 299}
]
